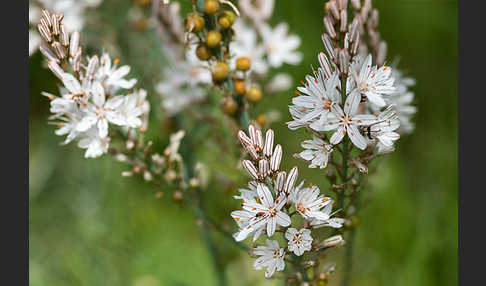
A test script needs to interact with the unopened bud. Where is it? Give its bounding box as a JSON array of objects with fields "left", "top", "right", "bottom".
[{"left": 322, "top": 235, "right": 345, "bottom": 248}]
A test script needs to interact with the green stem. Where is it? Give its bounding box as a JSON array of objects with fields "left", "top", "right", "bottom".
[
  {"left": 194, "top": 189, "right": 228, "bottom": 286},
  {"left": 341, "top": 227, "right": 356, "bottom": 286},
  {"left": 341, "top": 185, "right": 363, "bottom": 286},
  {"left": 176, "top": 114, "right": 228, "bottom": 286}
]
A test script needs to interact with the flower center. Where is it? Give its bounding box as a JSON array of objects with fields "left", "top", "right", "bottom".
[
  {"left": 322, "top": 97, "right": 332, "bottom": 110},
  {"left": 293, "top": 233, "right": 302, "bottom": 244},
  {"left": 268, "top": 208, "right": 277, "bottom": 217},
  {"left": 297, "top": 203, "right": 305, "bottom": 213}
]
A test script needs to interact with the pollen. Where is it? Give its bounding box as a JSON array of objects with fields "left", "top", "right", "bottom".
[
  {"left": 300, "top": 108, "right": 307, "bottom": 113},
  {"left": 297, "top": 203, "right": 305, "bottom": 213},
  {"left": 294, "top": 90, "right": 300, "bottom": 95},
  {"left": 234, "top": 217, "right": 240, "bottom": 221},
  {"left": 322, "top": 197, "right": 329, "bottom": 202},
  {"left": 114, "top": 58, "right": 120, "bottom": 65},
  {"left": 309, "top": 182, "right": 313, "bottom": 188},
  {"left": 343, "top": 129, "right": 347, "bottom": 135}
]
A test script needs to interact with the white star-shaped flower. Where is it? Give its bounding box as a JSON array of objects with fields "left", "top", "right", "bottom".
[
  {"left": 111, "top": 89, "right": 148, "bottom": 128},
  {"left": 96, "top": 53, "right": 137, "bottom": 94},
  {"left": 291, "top": 70, "right": 341, "bottom": 131},
  {"left": 253, "top": 239, "right": 285, "bottom": 278},
  {"left": 290, "top": 183, "right": 333, "bottom": 221},
  {"left": 77, "top": 127, "right": 110, "bottom": 158},
  {"left": 76, "top": 81, "right": 125, "bottom": 137},
  {"left": 285, "top": 228, "right": 313, "bottom": 256},
  {"left": 231, "top": 183, "right": 291, "bottom": 241},
  {"left": 319, "top": 91, "right": 377, "bottom": 150},
  {"left": 294, "top": 135, "right": 333, "bottom": 169},
  {"left": 260, "top": 22, "right": 302, "bottom": 68},
  {"left": 368, "top": 105, "right": 401, "bottom": 150},
  {"left": 310, "top": 202, "right": 345, "bottom": 229},
  {"left": 351, "top": 54, "right": 395, "bottom": 107}
]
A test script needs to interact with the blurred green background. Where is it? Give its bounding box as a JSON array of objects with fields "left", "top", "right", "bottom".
[{"left": 29, "top": 0, "right": 457, "bottom": 285}]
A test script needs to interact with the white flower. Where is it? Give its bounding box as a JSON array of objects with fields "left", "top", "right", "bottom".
[
  {"left": 233, "top": 181, "right": 258, "bottom": 202},
  {"left": 44, "top": 91, "right": 85, "bottom": 144},
  {"left": 60, "top": 73, "right": 91, "bottom": 104},
  {"left": 95, "top": 53, "right": 137, "bottom": 94},
  {"left": 351, "top": 54, "right": 395, "bottom": 107},
  {"left": 77, "top": 81, "right": 125, "bottom": 137},
  {"left": 260, "top": 22, "right": 302, "bottom": 68},
  {"left": 294, "top": 135, "right": 333, "bottom": 169},
  {"left": 111, "top": 89, "right": 148, "bottom": 128},
  {"left": 157, "top": 59, "right": 211, "bottom": 116},
  {"left": 238, "top": 0, "right": 275, "bottom": 24},
  {"left": 265, "top": 73, "right": 292, "bottom": 93},
  {"left": 319, "top": 91, "right": 377, "bottom": 150},
  {"left": 291, "top": 183, "right": 333, "bottom": 221},
  {"left": 310, "top": 202, "right": 345, "bottom": 229},
  {"left": 388, "top": 69, "right": 417, "bottom": 134},
  {"left": 231, "top": 183, "right": 291, "bottom": 241},
  {"left": 287, "top": 105, "right": 314, "bottom": 131},
  {"left": 285, "top": 228, "right": 313, "bottom": 256},
  {"left": 291, "top": 70, "right": 341, "bottom": 131},
  {"left": 231, "top": 19, "right": 268, "bottom": 74},
  {"left": 253, "top": 239, "right": 285, "bottom": 278},
  {"left": 368, "top": 105, "right": 400, "bottom": 150},
  {"left": 77, "top": 127, "right": 110, "bottom": 158}
]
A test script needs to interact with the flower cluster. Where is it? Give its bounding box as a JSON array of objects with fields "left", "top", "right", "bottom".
[
  {"left": 231, "top": 124, "right": 344, "bottom": 278},
  {"left": 37, "top": 9, "right": 149, "bottom": 158},
  {"left": 288, "top": 0, "right": 416, "bottom": 168}
]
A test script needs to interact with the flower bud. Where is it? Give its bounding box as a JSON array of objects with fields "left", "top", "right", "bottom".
[
  {"left": 185, "top": 14, "right": 205, "bottom": 33},
  {"left": 234, "top": 79, "right": 247, "bottom": 95},
  {"left": 211, "top": 61, "right": 229, "bottom": 81},
  {"left": 245, "top": 87, "right": 262, "bottom": 102},
  {"left": 322, "top": 235, "right": 345, "bottom": 248},
  {"left": 195, "top": 44, "right": 211, "bottom": 61},
  {"left": 204, "top": 0, "right": 220, "bottom": 14},
  {"left": 236, "top": 57, "right": 251, "bottom": 71},
  {"left": 206, "top": 30, "right": 222, "bottom": 48}
]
